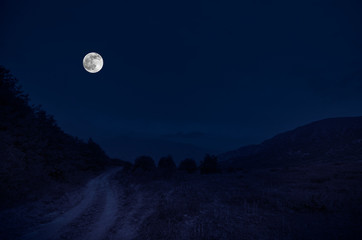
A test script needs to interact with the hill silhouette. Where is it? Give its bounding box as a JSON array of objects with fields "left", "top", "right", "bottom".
[
  {"left": 220, "top": 117, "right": 362, "bottom": 169},
  {"left": 0, "top": 66, "right": 116, "bottom": 209}
]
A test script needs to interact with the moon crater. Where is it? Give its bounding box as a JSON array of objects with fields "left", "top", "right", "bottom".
[{"left": 83, "top": 52, "right": 103, "bottom": 73}]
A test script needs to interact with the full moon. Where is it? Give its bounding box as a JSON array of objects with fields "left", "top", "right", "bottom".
[{"left": 83, "top": 52, "right": 103, "bottom": 73}]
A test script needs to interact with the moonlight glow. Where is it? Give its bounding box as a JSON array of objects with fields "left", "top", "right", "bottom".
[{"left": 83, "top": 52, "right": 103, "bottom": 73}]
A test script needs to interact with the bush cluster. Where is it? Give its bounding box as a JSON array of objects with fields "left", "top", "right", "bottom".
[{"left": 129, "top": 154, "right": 221, "bottom": 175}]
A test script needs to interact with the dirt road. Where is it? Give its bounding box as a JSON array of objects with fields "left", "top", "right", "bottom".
[{"left": 20, "top": 168, "right": 152, "bottom": 240}]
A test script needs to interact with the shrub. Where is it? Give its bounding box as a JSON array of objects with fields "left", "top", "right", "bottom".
[
  {"left": 133, "top": 156, "right": 156, "bottom": 171},
  {"left": 200, "top": 154, "right": 220, "bottom": 174},
  {"left": 158, "top": 155, "right": 176, "bottom": 170},
  {"left": 121, "top": 161, "right": 133, "bottom": 172},
  {"left": 179, "top": 158, "right": 197, "bottom": 173},
  {"left": 109, "top": 158, "right": 133, "bottom": 172}
]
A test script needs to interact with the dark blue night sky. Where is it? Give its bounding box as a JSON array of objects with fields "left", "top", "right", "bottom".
[{"left": 1, "top": 0, "right": 362, "bottom": 154}]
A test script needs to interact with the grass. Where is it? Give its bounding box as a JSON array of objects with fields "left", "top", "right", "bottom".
[{"left": 118, "top": 160, "right": 362, "bottom": 240}]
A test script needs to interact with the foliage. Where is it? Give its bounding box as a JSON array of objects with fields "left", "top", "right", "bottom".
[
  {"left": 133, "top": 156, "right": 156, "bottom": 171},
  {"left": 200, "top": 154, "right": 220, "bottom": 174},
  {"left": 158, "top": 155, "right": 176, "bottom": 170},
  {"left": 109, "top": 158, "right": 133, "bottom": 171},
  {"left": 178, "top": 158, "right": 197, "bottom": 173},
  {"left": 0, "top": 66, "right": 111, "bottom": 208}
]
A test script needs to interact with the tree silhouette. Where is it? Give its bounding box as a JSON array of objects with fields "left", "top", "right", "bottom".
[
  {"left": 158, "top": 155, "right": 176, "bottom": 170},
  {"left": 200, "top": 154, "right": 220, "bottom": 174},
  {"left": 134, "top": 156, "right": 156, "bottom": 171},
  {"left": 179, "top": 158, "right": 197, "bottom": 173}
]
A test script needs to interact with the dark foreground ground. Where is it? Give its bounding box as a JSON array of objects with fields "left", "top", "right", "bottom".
[
  {"left": 1, "top": 160, "right": 361, "bottom": 240},
  {"left": 127, "top": 160, "right": 362, "bottom": 240}
]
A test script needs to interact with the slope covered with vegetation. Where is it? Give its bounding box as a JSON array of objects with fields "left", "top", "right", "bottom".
[
  {"left": 0, "top": 66, "right": 113, "bottom": 209},
  {"left": 220, "top": 117, "right": 362, "bottom": 169}
]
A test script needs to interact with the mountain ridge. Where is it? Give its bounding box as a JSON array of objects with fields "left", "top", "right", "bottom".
[{"left": 219, "top": 116, "right": 362, "bottom": 169}]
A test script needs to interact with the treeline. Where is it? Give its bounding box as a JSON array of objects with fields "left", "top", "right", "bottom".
[
  {"left": 0, "top": 66, "right": 113, "bottom": 208},
  {"left": 118, "top": 154, "right": 221, "bottom": 175}
]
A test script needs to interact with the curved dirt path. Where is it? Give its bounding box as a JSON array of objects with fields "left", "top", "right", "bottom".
[{"left": 20, "top": 168, "right": 122, "bottom": 240}]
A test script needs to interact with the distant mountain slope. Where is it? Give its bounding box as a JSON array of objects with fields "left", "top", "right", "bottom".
[{"left": 219, "top": 117, "right": 362, "bottom": 169}]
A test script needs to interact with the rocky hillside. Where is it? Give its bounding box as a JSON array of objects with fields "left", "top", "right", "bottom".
[{"left": 220, "top": 117, "right": 362, "bottom": 169}]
